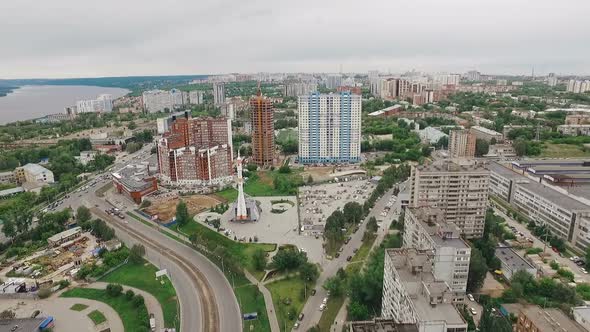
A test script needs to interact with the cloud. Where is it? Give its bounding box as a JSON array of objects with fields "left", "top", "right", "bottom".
[{"left": 1, "top": 0, "right": 589, "bottom": 78}]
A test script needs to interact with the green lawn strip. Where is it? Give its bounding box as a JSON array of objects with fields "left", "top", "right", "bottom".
[
  {"left": 175, "top": 220, "right": 276, "bottom": 277},
  {"left": 235, "top": 284, "right": 272, "bottom": 332},
  {"left": 126, "top": 211, "right": 154, "bottom": 227},
  {"left": 266, "top": 277, "right": 310, "bottom": 332},
  {"left": 100, "top": 261, "right": 179, "bottom": 328},
  {"left": 70, "top": 303, "right": 89, "bottom": 311},
  {"left": 540, "top": 143, "right": 590, "bottom": 158},
  {"left": 87, "top": 310, "right": 107, "bottom": 325},
  {"left": 351, "top": 234, "right": 377, "bottom": 262},
  {"left": 212, "top": 188, "right": 238, "bottom": 202},
  {"left": 317, "top": 295, "right": 345, "bottom": 331},
  {"left": 61, "top": 288, "right": 149, "bottom": 331}
]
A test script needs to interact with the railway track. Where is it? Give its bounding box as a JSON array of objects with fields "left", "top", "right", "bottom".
[{"left": 91, "top": 208, "right": 220, "bottom": 332}]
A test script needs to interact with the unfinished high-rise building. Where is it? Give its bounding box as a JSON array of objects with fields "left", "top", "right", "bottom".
[{"left": 250, "top": 88, "right": 274, "bottom": 167}]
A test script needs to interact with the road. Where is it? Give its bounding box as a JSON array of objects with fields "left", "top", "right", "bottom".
[
  {"left": 298, "top": 179, "right": 409, "bottom": 331},
  {"left": 492, "top": 206, "right": 590, "bottom": 282},
  {"left": 54, "top": 143, "right": 241, "bottom": 332}
]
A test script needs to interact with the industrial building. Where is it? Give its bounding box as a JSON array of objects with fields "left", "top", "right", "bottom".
[
  {"left": 409, "top": 160, "right": 490, "bottom": 238},
  {"left": 250, "top": 88, "right": 275, "bottom": 167},
  {"left": 298, "top": 92, "right": 361, "bottom": 164},
  {"left": 488, "top": 162, "right": 590, "bottom": 252},
  {"left": 381, "top": 248, "right": 468, "bottom": 332}
]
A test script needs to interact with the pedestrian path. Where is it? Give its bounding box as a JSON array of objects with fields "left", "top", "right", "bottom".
[{"left": 245, "top": 270, "right": 280, "bottom": 332}]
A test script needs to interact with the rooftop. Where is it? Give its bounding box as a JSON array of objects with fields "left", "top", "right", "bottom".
[
  {"left": 112, "top": 164, "right": 155, "bottom": 191},
  {"left": 350, "top": 320, "right": 418, "bottom": 332},
  {"left": 48, "top": 226, "right": 81, "bottom": 243},
  {"left": 495, "top": 246, "right": 535, "bottom": 271},
  {"left": 20, "top": 163, "right": 51, "bottom": 175},
  {"left": 416, "top": 160, "right": 489, "bottom": 173},
  {"left": 520, "top": 306, "right": 586, "bottom": 332},
  {"left": 471, "top": 126, "right": 503, "bottom": 136},
  {"left": 0, "top": 187, "right": 24, "bottom": 197}
]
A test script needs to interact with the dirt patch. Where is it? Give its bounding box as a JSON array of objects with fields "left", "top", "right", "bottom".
[
  {"left": 300, "top": 166, "right": 336, "bottom": 182},
  {"left": 143, "top": 194, "right": 222, "bottom": 221}
]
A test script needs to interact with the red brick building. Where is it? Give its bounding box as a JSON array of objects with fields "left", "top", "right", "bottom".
[
  {"left": 337, "top": 86, "right": 362, "bottom": 95},
  {"left": 112, "top": 164, "right": 158, "bottom": 204},
  {"left": 157, "top": 113, "right": 233, "bottom": 185},
  {"left": 250, "top": 89, "right": 274, "bottom": 167}
]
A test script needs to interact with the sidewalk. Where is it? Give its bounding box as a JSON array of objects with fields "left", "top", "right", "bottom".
[
  {"left": 244, "top": 270, "right": 280, "bottom": 332},
  {"left": 330, "top": 298, "right": 349, "bottom": 332}
]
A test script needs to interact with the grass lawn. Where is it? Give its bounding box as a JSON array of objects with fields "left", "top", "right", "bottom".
[
  {"left": 317, "top": 295, "right": 345, "bottom": 331},
  {"left": 351, "top": 234, "right": 377, "bottom": 263},
  {"left": 87, "top": 310, "right": 107, "bottom": 325},
  {"left": 266, "top": 277, "right": 311, "bottom": 332},
  {"left": 213, "top": 188, "right": 238, "bottom": 202},
  {"left": 174, "top": 219, "right": 276, "bottom": 280},
  {"left": 61, "top": 288, "right": 149, "bottom": 332},
  {"left": 540, "top": 143, "right": 590, "bottom": 158},
  {"left": 101, "top": 261, "right": 179, "bottom": 329},
  {"left": 235, "top": 284, "right": 272, "bottom": 332},
  {"left": 70, "top": 303, "right": 89, "bottom": 311}
]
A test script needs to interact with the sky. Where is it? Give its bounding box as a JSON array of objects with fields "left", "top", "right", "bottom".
[{"left": 2, "top": 0, "right": 589, "bottom": 79}]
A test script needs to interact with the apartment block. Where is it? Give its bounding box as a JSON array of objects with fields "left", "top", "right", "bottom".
[
  {"left": 326, "top": 74, "right": 342, "bottom": 89},
  {"left": 410, "top": 161, "right": 489, "bottom": 238},
  {"left": 213, "top": 82, "right": 226, "bottom": 105},
  {"left": 298, "top": 92, "right": 361, "bottom": 164},
  {"left": 76, "top": 94, "right": 113, "bottom": 113},
  {"left": 488, "top": 162, "right": 590, "bottom": 252},
  {"left": 250, "top": 89, "right": 275, "bottom": 167},
  {"left": 448, "top": 129, "right": 476, "bottom": 158},
  {"left": 403, "top": 207, "right": 471, "bottom": 301},
  {"left": 381, "top": 248, "right": 467, "bottom": 332},
  {"left": 284, "top": 82, "right": 318, "bottom": 97},
  {"left": 557, "top": 124, "right": 590, "bottom": 136},
  {"left": 189, "top": 90, "right": 204, "bottom": 105},
  {"left": 157, "top": 114, "right": 233, "bottom": 185},
  {"left": 470, "top": 126, "right": 503, "bottom": 142},
  {"left": 142, "top": 89, "right": 188, "bottom": 113}
]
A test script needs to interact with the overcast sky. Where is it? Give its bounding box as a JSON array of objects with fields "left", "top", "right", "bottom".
[{"left": 2, "top": 0, "right": 589, "bottom": 79}]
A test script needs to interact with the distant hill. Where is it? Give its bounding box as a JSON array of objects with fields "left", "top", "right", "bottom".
[{"left": 0, "top": 75, "right": 209, "bottom": 93}]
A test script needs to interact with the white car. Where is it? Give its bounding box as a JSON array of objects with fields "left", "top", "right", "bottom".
[
  {"left": 319, "top": 304, "right": 326, "bottom": 311},
  {"left": 467, "top": 294, "right": 475, "bottom": 301},
  {"left": 322, "top": 298, "right": 328, "bottom": 305},
  {"left": 470, "top": 308, "right": 477, "bottom": 315}
]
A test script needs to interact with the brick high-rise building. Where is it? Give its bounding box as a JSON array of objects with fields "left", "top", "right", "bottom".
[
  {"left": 449, "top": 129, "right": 476, "bottom": 158},
  {"left": 250, "top": 88, "right": 274, "bottom": 167},
  {"left": 157, "top": 112, "right": 233, "bottom": 185}
]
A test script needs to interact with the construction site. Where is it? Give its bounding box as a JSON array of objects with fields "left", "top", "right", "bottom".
[{"left": 141, "top": 193, "right": 223, "bottom": 222}]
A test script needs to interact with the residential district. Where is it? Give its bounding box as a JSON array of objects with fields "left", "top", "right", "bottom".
[{"left": 0, "top": 71, "right": 590, "bottom": 332}]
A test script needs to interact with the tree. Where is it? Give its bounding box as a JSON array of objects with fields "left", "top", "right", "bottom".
[
  {"left": 307, "top": 175, "right": 313, "bottom": 184},
  {"left": 348, "top": 301, "right": 370, "bottom": 321},
  {"left": 475, "top": 139, "right": 490, "bottom": 157},
  {"left": 0, "top": 310, "right": 15, "bottom": 321},
  {"left": 76, "top": 206, "right": 92, "bottom": 225},
  {"left": 176, "top": 200, "right": 190, "bottom": 227},
  {"left": 513, "top": 138, "right": 527, "bottom": 156},
  {"left": 271, "top": 249, "right": 306, "bottom": 271},
  {"left": 467, "top": 248, "right": 488, "bottom": 292},
  {"left": 106, "top": 283, "right": 123, "bottom": 297},
  {"left": 366, "top": 216, "right": 378, "bottom": 233},
  {"left": 299, "top": 262, "right": 319, "bottom": 282},
  {"left": 324, "top": 276, "right": 344, "bottom": 297},
  {"left": 130, "top": 244, "right": 146, "bottom": 264},
  {"left": 252, "top": 248, "right": 267, "bottom": 271}
]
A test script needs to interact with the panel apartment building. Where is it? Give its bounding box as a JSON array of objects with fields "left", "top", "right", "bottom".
[
  {"left": 298, "top": 92, "right": 361, "bottom": 164},
  {"left": 157, "top": 113, "right": 233, "bottom": 186},
  {"left": 403, "top": 207, "right": 471, "bottom": 301},
  {"left": 448, "top": 129, "right": 476, "bottom": 158},
  {"left": 488, "top": 162, "right": 590, "bottom": 252},
  {"left": 381, "top": 248, "right": 468, "bottom": 332},
  {"left": 410, "top": 160, "right": 490, "bottom": 238}
]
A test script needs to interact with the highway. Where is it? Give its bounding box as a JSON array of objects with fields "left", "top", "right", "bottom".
[
  {"left": 298, "top": 179, "right": 408, "bottom": 331},
  {"left": 53, "top": 144, "right": 241, "bottom": 332}
]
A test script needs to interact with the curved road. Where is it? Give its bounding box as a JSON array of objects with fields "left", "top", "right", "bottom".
[{"left": 56, "top": 144, "right": 242, "bottom": 332}]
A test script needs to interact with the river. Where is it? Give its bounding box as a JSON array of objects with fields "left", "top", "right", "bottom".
[{"left": 0, "top": 85, "right": 130, "bottom": 125}]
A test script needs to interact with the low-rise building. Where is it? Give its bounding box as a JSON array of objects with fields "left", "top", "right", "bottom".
[
  {"left": 512, "top": 110, "right": 537, "bottom": 119},
  {"left": 418, "top": 127, "right": 447, "bottom": 145},
  {"left": 349, "top": 319, "right": 418, "bottom": 332},
  {"left": 112, "top": 164, "right": 158, "bottom": 204},
  {"left": 14, "top": 164, "right": 55, "bottom": 188},
  {"left": 381, "top": 248, "right": 468, "bottom": 332},
  {"left": 76, "top": 151, "right": 97, "bottom": 166},
  {"left": 558, "top": 124, "right": 590, "bottom": 136},
  {"left": 0, "top": 171, "right": 16, "bottom": 185},
  {"left": 495, "top": 246, "right": 537, "bottom": 279},
  {"left": 516, "top": 306, "right": 586, "bottom": 332},
  {"left": 47, "top": 227, "right": 82, "bottom": 247},
  {"left": 470, "top": 126, "right": 503, "bottom": 142},
  {"left": 484, "top": 144, "right": 516, "bottom": 158}
]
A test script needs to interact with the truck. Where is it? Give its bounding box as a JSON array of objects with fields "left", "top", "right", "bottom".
[{"left": 149, "top": 313, "right": 156, "bottom": 331}]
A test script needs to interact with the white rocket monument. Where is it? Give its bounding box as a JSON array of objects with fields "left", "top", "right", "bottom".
[{"left": 235, "top": 151, "right": 248, "bottom": 220}]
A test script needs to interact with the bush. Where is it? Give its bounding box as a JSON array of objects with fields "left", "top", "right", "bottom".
[
  {"left": 106, "top": 283, "right": 123, "bottom": 297},
  {"left": 125, "top": 289, "right": 135, "bottom": 300},
  {"left": 132, "top": 294, "right": 145, "bottom": 307},
  {"left": 58, "top": 279, "right": 70, "bottom": 290},
  {"left": 38, "top": 288, "right": 51, "bottom": 299}
]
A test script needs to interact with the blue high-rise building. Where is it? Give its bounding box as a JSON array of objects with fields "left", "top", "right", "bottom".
[{"left": 297, "top": 91, "right": 361, "bottom": 164}]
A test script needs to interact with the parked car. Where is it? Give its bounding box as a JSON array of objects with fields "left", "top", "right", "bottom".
[
  {"left": 467, "top": 294, "right": 475, "bottom": 301},
  {"left": 298, "top": 313, "right": 304, "bottom": 321},
  {"left": 470, "top": 308, "right": 477, "bottom": 315},
  {"left": 311, "top": 289, "right": 316, "bottom": 296},
  {"left": 346, "top": 256, "right": 352, "bottom": 262}
]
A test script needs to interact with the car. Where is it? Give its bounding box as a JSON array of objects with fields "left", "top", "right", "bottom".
[
  {"left": 346, "top": 256, "right": 352, "bottom": 262},
  {"left": 293, "top": 322, "right": 300, "bottom": 329},
  {"left": 30, "top": 310, "right": 40, "bottom": 318},
  {"left": 467, "top": 294, "right": 475, "bottom": 301},
  {"left": 571, "top": 256, "right": 579, "bottom": 262},
  {"left": 11, "top": 326, "right": 18, "bottom": 332},
  {"left": 322, "top": 298, "right": 328, "bottom": 305},
  {"left": 319, "top": 304, "right": 326, "bottom": 311},
  {"left": 311, "top": 289, "right": 316, "bottom": 296},
  {"left": 353, "top": 248, "right": 359, "bottom": 253},
  {"left": 298, "top": 313, "right": 305, "bottom": 321},
  {"left": 335, "top": 253, "right": 340, "bottom": 258},
  {"left": 470, "top": 308, "right": 477, "bottom": 315}
]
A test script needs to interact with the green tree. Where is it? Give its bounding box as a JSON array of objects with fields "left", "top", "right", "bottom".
[
  {"left": 467, "top": 248, "right": 488, "bottom": 292},
  {"left": 299, "top": 262, "right": 319, "bottom": 282},
  {"left": 348, "top": 301, "right": 370, "bottom": 321},
  {"left": 475, "top": 139, "right": 490, "bottom": 157},
  {"left": 271, "top": 248, "right": 306, "bottom": 271},
  {"left": 324, "top": 276, "right": 344, "bottom": 297},
  {"left": 176, "top": 200, "right": 190, "bottom": 227},
  {"left": 252, "top": 248, "right": 267, "bottom": 271},
  {"left": 106, "top": 283, "right": 123, "bottom": 297},
  {"left": 76, "top": 206, "right": 92, "bottom": 225},
  {"left": 129, "top": 244, "right": 146, "bottom": 264}
]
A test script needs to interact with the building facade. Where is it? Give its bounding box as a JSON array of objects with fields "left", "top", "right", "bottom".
[
  {"left": 448, "top": 129, "right": 476, "bottom": 158},
  {"left": 213, "top": 82, "right": 226, "bottom": 105},
  {"left": 157, "top": 114, "right": 233, "bottom": 185},
  {"left": 76, "top": 94, "right": 113, "bottom": 113},
  {"left": 410, "top": 161, "right": 490, "bottom": 238},
  {"left": 284, "top": 82, "right": 318, "bottom": 97},
  {"left": 142, "top": 89, "right": 188, "bottom": 113},
  {"left": 189, "top": 90, "right": 204, "bottom": 105},
  {"left": 250, "top": 90, "right": 275, "bottom": 167},
  {"left": 112, "top": 164, "right": 158, "bottom": 204},
  {"left": 557, "top": 124, "right": 590, "bottom": 136},
  {"left": 14, "top": 164, "right": 55, "bottom": 185},
  {"left": 298, "top": 92, "right": 361, "bottom": 164},
  {"left": 516, "top": 306, "right": 586, "bottom": 332}
]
